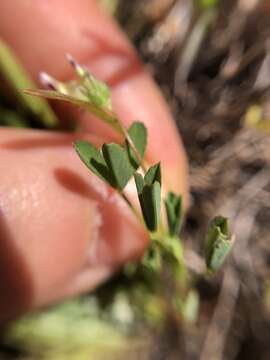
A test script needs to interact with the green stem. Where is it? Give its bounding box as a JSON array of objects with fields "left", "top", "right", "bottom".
[{"left": 124, "top": 130, "right": 147, "bottom": 174}]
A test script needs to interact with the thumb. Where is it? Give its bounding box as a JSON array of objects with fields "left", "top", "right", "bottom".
[{"left": 0, "top": 128, "right": 147, "bottom": 321}]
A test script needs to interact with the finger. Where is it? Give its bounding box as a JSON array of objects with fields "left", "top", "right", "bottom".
[
  {"left": 0, "top": 0, "right": 188, "bottom": 201},
  {"left": 0, "top": 128, "right": 147, "bottom": 321}
]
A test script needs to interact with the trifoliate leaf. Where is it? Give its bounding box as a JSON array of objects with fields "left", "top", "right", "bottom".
[
  {"left": 165, "top": 192, "right": 183, "bottom": 236},
  {"left": 0, "top": 40, "right": 58, "bottom": 128},
  {"left": 204, "top": 216, "right": 233, "bottom": 272},
  {"left": 126, "top": 122, "right": 147, "bottom": 169},
  {"left": 144, "top": 163, "right": 161, "bottom": 186},
  {"left": 75, "top": 140, "right": 140, "bottom": 191},
  {"left": 74, "top": 141, "right": 115, "bottom": 187},
  {"left": 102, "top": 143, "right": 135, "bottom": 190}
]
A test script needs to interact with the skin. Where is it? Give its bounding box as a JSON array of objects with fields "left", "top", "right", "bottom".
[{"left": 0, "top": 0, "right": 188, "bottom": 322}]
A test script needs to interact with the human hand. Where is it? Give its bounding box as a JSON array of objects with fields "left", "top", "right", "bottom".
[{"left": 0, "top": 0, "right": 188, "bottom": 322}]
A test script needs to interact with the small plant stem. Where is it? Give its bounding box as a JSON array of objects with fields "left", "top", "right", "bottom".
[
  {"left": 124, "top": 130, "right": 147, "bottom": 174},
  {"left": 158, "top": 218, "right": 167, "bottom": 238},
  {"left": 112, "top": 117, "right": 148, "bottom": 174}
]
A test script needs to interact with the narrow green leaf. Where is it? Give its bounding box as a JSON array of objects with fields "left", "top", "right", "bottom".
[
  {"left": 0, "top": 40, "right": 58, "bottom": 128},
  {"left": 134, "top": 165, "right": 161, "bottom": 231},
  {"left": 144, "top": 163, "right": 161, "bottom": 186},
  {"left": 140, "top": 182, "right": 161, "bottom": 232},
  {"left": 205, "top": 226, "right": 219, "bottom": 266},
  {"left": 204, "top": 216, "right": 233, "bottom": 272},
  {"left": 126, "top": 122, "right": 147, "bottom": 169},
  {"left": 73, "top": 141, "right": 115, "bottom": 187},
  {"left": 134, "top": 172, "right": 145, "bottom": 194},
  {"left": 102, "top": 143, "right": 135, "bottom": 190},
  {"left": 165, "top": 192, "right": 183, "bottom": 236}
]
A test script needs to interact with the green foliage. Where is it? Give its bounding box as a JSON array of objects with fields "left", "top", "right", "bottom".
[
  {"left": 204, "top": 216, "right": 233, "bottom": 272},
  {"left": 134, "top": 164, "right": 161, "bottom": 232},
  {"left": 84, "top": 73, "right": 111, "bottom": 111},
  {"left": 74, "top": 141, "right": 135, "bottom": 190},
  {"left": 144, "top": 162, "right": 161, "bottom": 186},
  {"left": 126, "top": 121, "right": 147, "bottom": 169},
  {"left": 102, "top": 143, "right": 135, "bottom": 190},
  {"left": 66, "top": 54, "right": 112, "bottom": 111},
  {"left": 175, "top": 290, "right": 199, "bottom": 324},
  {"left": 0, "top": 106, "right": 28, "bottom": 127},
  {"left": 3, "top": 298, "right": 147, "bottom": 360},
  {"left": 0, "top": 40, "right": 58, "bottom": 128},
  {"left": 142, "top": 240, "right": 162, "bottom": 272},
  {"left": 74, "top": 121, "right": 148, "bottom": 191},
  {"left": 141, "top": 181, "right": 161, "bottom": 232},
  {"left": 28, "top": 54, "right": 233, "bottom": 287},
  {"left": 165, "top": 192, "right": 183, "bottom": 236},
  {"left": 74, "top": 141, "right": 116, "bottom": 187}
]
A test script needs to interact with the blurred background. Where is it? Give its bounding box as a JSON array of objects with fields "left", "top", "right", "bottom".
[{"left": 115, "top": 0, "right": 270, "bottom": 358}]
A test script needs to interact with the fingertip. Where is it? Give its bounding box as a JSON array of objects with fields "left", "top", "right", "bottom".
[{"left": 0, "top": 128, "right": 148, "bottom": 317}]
